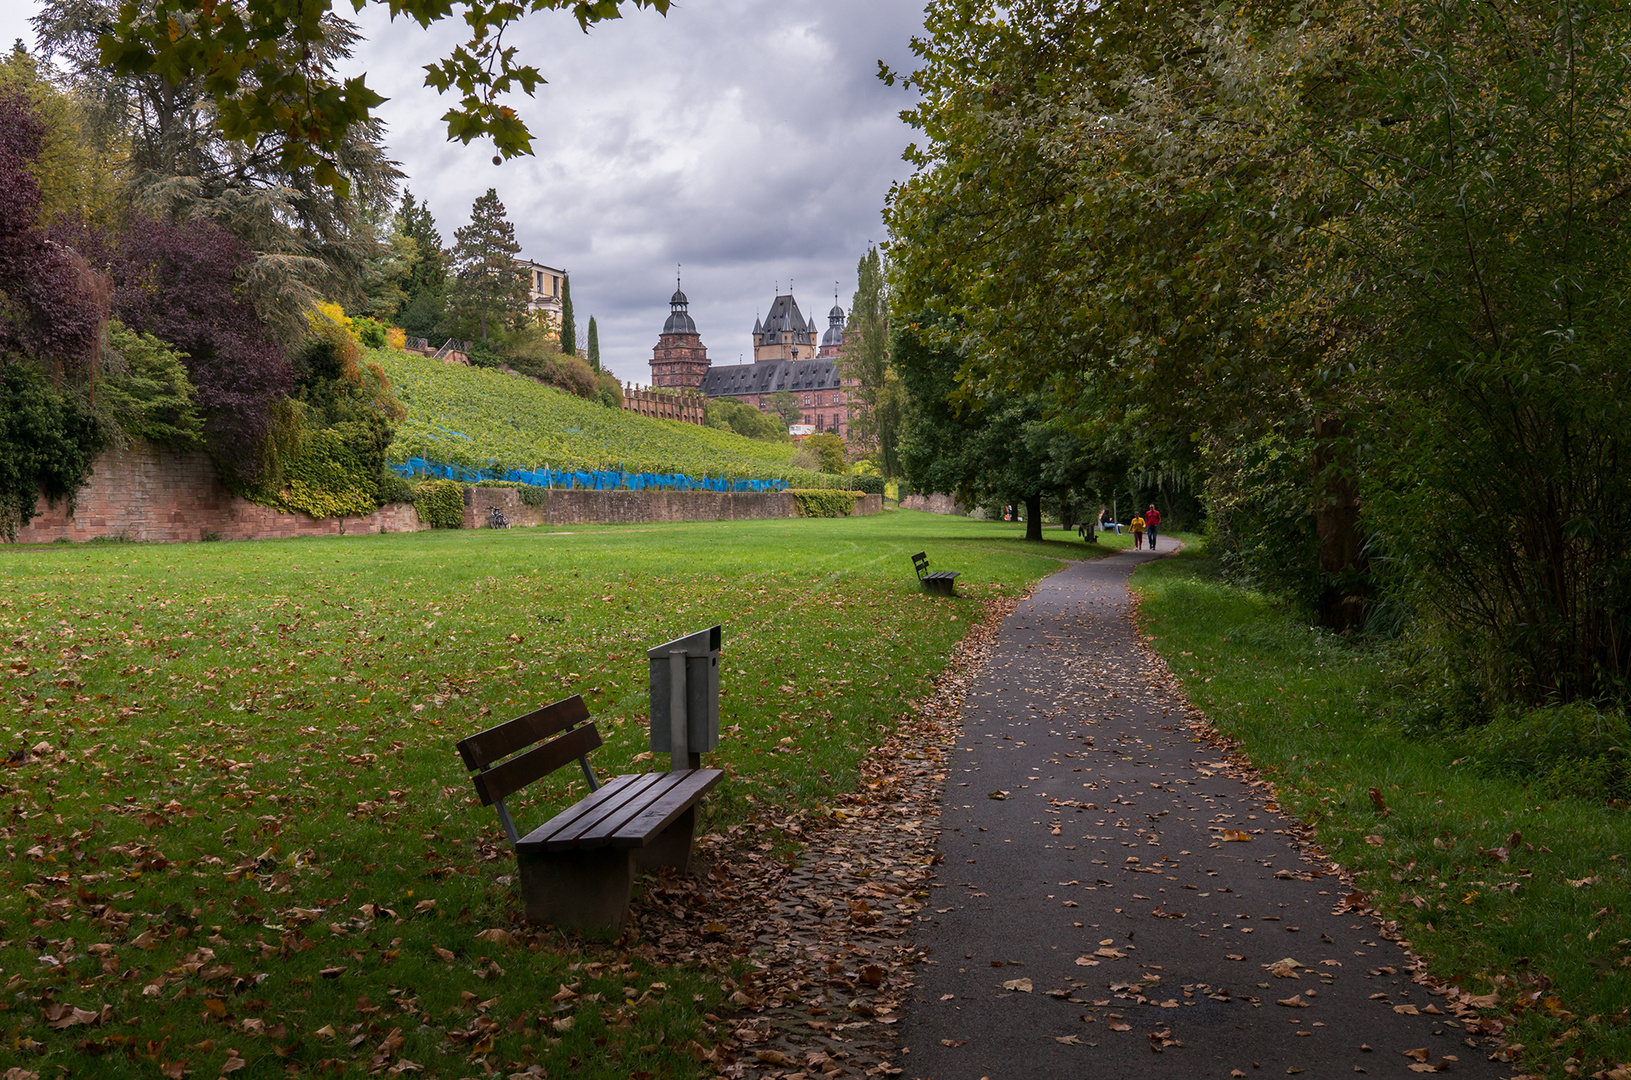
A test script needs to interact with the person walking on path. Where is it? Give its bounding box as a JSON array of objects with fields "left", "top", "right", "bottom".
[
  {"left": 1145, "top": 503, "right": 1161, "bottom": 549},
  {"left": 1129, "top": 512, "right": 1146, "bottom": 550},
  {"left": 898, "top": 544, "right": 1508, "bottom": 1080}
]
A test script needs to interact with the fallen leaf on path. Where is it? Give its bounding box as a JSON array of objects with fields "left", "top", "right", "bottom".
[
  {"left": 1221, "top": 830, "right": 1251, "bottom": 842},
  {"left": 1277, "top": 996, "right": 1311, "bottom": 1008},
  {"left": 755, "top": 1050, "right": 792, "bottom": 1066},
  {"left": 1074, "top": 956, "right": 1101, "bottom": 967},
  {"left": 1267, "top": 958, "right": 1304, "bottom": 978},
  {"left": 940, "top": 1039, "right": 965, "bottom": 1048},
  {"left": 1094, "top": 947, "right": 1125, "bottom": 959},
  {"left": 1227, "top": 954, "right": 1246, "bottom": 961},
  {"left": 1002, "top": 978, "right": 1033, "bottom": 993},
  {"left": 1109, "top": 1022, "right": 1132, "bottom": 1032},
  {"left": 988, "top": 791, "right": 1009, "bottom": 800},
  {"left": 1054, "top": 1035, "right": 1086, "bottom": 1045},
  {"left": 1394, "top": 1005, "right": 1420, "bottom": 1015}
]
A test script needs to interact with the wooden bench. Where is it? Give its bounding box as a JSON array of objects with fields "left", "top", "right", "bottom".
[
  {"left": 912, "top": 550, "right": 961, "bottom": 596},
  {"left": 455, "top": 694, "right": 723, "bottom": 931}
]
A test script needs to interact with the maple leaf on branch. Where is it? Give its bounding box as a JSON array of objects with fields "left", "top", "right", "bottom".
[{"left": 96, "top": 0, "right": 671, "bottom": 191}]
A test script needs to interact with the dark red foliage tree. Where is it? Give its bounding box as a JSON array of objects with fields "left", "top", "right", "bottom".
[
  {"left": 101, "top": 217, "right": 293, "bottom": 484},
  {"left": 0, "top": 88, "right": 105, "bottom": 383}
]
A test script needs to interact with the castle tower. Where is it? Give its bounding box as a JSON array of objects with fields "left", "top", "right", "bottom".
[
  {"left": 650, "top": 276, "right": 710, "bottom": 389},
  {"left": 817, "top": 295, "right": 845, "bottom": 358},
  {"left": 752, "top": 293, "right": 817, "bottom": 363}
]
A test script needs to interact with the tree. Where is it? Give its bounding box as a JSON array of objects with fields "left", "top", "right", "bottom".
[
  {"left": 586, "top": 315, "right": 599, "bottom": 371},
  {"left": 769, "top": 390, "right": 800, "bottom": 428},
  {"left": 34, "top": 1, "right": 403, "bottom": 340},
  {"left": 93, "top": 0, "right": 671, "bottom": 192},
  {"left": 839, "top": 246, "right": 904, "bottom": 476},
  {"left": 395, "top": 190, "right": 446, "bottom": 337},
  {"left": 558, "top": 274, "right": 576, "bottom": 356},
  {"left": 449, "top": 188, "right": 524, "bottom": 341},
  {"left": 800, "top": 431, "right": 847, "bottom": 475}
]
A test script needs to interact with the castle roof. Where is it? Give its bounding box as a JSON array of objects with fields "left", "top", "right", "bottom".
[
  {"left": 698, "top": 357, "right": 843, "bottom": 398},
  {"left": 755, "top": 294, "right": 813, "bottom": 344},
  {"left": 663, "top": 283, "right": 698, "bottom": 335},
  {"left": 822, "top": 302, "right": 846, "bottom": 348}
]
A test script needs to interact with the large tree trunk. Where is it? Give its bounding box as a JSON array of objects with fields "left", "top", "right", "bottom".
[
  {"left": 1025, "top": 493, "right": 1043, "bottom": 542},
  {"left": 1313, "top": 416, "right": 1367, "bottom": 630}
]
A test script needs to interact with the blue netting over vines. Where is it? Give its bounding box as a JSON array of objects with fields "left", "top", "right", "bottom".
[{"left": 390, "top": 458, "right": 791, "bottom": 493}]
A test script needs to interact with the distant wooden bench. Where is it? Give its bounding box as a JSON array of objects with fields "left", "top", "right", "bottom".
[
  {"left": 455, "top": 694, "right": 723, "bottom": 931},
  {"left": 912, "top": 550, "right": 960, "bottom": 596}
]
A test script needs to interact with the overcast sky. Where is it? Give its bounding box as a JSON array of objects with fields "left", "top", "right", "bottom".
[{"left": 2, "top": 1, "right": 924, "bottom": 384}]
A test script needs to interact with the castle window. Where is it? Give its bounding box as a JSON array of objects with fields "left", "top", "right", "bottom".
[{"left": 816, "top": 394, "right": 823, "bottom": 406}]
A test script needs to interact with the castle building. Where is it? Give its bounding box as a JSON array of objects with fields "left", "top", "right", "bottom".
[{"left": 648, "top": 284, "right": 859, "bottom": 438}]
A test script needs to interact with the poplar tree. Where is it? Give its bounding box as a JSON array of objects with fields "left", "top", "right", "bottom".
[
  {"left": 840, "top": 246, "right": 904, "bottom": 476},
  {"left": 449, "top": 188, "right": 523, "bottom": 340},
  {"left": 558, "top": 274, "right": 576, "bottom": 356},
  {"left": 586, "top": 316, "right": 600, "bottom": 371}
]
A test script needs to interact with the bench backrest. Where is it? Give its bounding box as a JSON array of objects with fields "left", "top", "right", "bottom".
[
  {"left": 912, "top": 551, "right": 930, "bottom": 581},
  {"left": 456, "top": 695, "right": 601, "bottom": 844}
]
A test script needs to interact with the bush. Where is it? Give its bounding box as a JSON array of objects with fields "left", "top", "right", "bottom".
[
  {"left": 273, "top": 427, "right": 379, "bottom": 518},
  {"left": 790, "top": 489, "right": 855, "bottom": 518},
  {"left": 0, "top": 362, "right": 105, "bottom": 539},
  {"left": 415, "top": 478, "right": 465, "bottom": 528},
  {"left": 799, "top": 431, "right": 847, "bottom": 474},
  {"left": 98, "top": 322, "right": 204, "bottom": 449},
  {"left": 377, "top": 469, "right": 414, "bottom": 505},
  {"left": 353, "top": 317, "right": 388, "bottom": 349},
  {"left": 850, "top": 473, "right": 886, "bottom": 495},
  {"left": 1461, "top": 702, "right": 1631, "bottom": 804},
  {"left": 596, "top": 372, "right": 622, "bottom": 410}
]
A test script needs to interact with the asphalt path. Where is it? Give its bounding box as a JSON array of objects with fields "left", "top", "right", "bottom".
[{"left": 899, "top": 543, "right": 1509, "bottom": 1080}]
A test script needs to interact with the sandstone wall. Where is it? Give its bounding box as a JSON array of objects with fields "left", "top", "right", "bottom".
[
  {"left": 464, "top": 488, "right": 881, "bottom": 528},
  {"left": 901, "top": 493, "right": 966, "bottom": 516},
  {"left": 14, "top": 443, "right": 422, "bottom": 544}
]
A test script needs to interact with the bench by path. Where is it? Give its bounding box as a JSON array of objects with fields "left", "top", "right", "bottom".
[{"left": 899, "top": 545, "right": 1510, "bottom": 1078}]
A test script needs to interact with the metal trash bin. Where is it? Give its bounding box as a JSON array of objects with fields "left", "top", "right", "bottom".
[{"left": 647, "top": 625, "right": 721, "bottom": 770}]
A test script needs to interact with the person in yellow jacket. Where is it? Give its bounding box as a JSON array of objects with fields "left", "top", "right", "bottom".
[{"left": 1129, "top": 514, "right": 1146, "bottom": 550}]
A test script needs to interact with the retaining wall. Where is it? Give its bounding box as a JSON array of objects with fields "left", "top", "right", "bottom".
[
  {"left": 10, "top": 442, "right": 881, "bottom": 544},
  {"left": 14, "top": 442, "right": 422, "bottom": 544},
  {"left": 901, "top": 493, "right": 966, "bottom": 516},
  {"left": 464, "top": 487, "right": 881, "bottom": 528}
]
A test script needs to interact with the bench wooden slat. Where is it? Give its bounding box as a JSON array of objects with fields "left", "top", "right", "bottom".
[
  {"left": 609, "top": 769, "right": 725, "bottom": 848},
  {"left": 456, "top": 695, "right": 591, "bottom": 771},
  {"left": 512, "top": 772, "right": 642, "bottom": 848},
  {"left": 926, "top": 571, "right": 959, "bottom": 579},
  {"left": 553, "top": 771, "right": 694, "bottom": 850},
  {"left": 470, "top": 723, "right": 602, "bottom": 806},
  {"left": 525, "top": 771, "right": 671, "bottom": 851}
]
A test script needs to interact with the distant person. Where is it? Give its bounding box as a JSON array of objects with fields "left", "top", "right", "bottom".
[
  {"left": 1098, "top": 506, "right": 1113, "bottom": 534},
  {"left": 1145, "top": 504, "right": 1161, "bottom": 549},
  {"left": 1130, "top": 513, "right": 1146, "bottom": 550},
  {"left": 1078, "top": 519, "right": 1097, "bottom": 544}
]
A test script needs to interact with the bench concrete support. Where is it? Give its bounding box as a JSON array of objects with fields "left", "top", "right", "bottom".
[
  {"left": 633, "top": 804, "right": 698, "bottom": 874},
  {"left": 517, "top": 847, "right": 636, "bottom": 931}
]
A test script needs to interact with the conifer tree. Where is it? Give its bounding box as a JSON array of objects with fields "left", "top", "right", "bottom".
[
  {"left": 586, "top": 316, "right": 599, "bottom": 371},
  {"left": 558, "top": 274, "right": 576, "bottom": 356},
  {"left": 449, "top": 188, "right": 523, "bottom": 340}
]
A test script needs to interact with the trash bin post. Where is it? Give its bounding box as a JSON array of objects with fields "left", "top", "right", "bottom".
[{"left": 648, "top": 625, "right": 722, "bottom": 772}]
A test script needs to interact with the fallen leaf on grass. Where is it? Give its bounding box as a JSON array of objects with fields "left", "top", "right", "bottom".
[
  {"left": 431, "top": 945, "right": 455, "bottom": 962},
  {"left": 1569, "top": 875, "right": 1601, "bottom": 888},
  {"left": 474, "top": 928, "right": 514, "bottom": 947},
  {"left": 1364, "top": 835, "right": 1384, "bottom": 846},
  {"left": 43, "top": 1004, "right": 104, "bottom": 1029},
  {"left": 1002, "top": 978, "right": 1033, "bottom": 993}
]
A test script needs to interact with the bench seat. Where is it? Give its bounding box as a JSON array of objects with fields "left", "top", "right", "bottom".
[{"left": 912, "top": 551, "right": 961, "bottom": 596}]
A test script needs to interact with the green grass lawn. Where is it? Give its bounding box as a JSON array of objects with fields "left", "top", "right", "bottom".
[
  {"left": 0, "top": 511, "right": 1118, "bottom": 1079},
  {"left": 1133, "top": 548, "right": 1631, "bottom": 1077}
]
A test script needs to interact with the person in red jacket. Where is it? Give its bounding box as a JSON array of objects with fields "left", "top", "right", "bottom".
[{"left": 1145, "top": 504, "right": 1161, "bottom": 549}]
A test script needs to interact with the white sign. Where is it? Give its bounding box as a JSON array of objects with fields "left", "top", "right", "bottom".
[{"left": 789, "top": 424, "right": 815, "bottom": 437}]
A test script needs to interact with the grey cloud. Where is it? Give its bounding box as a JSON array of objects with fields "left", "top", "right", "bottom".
[{"left": 354, "top": 0, "right": 924, "bottom": 382}]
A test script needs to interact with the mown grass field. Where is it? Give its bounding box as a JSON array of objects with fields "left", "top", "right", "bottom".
[
  {"left": 1133, "top": 549, "right": 1631, "bottom": 1077},
  {"left": 373, "top": 349, "right": 825, "bottom": 483},
  {"left": 0, "top": 512, "right": 1119, "bottom": 1079}
]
